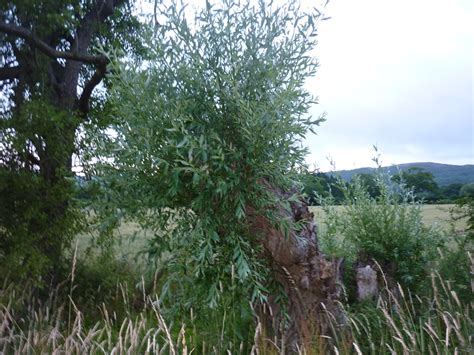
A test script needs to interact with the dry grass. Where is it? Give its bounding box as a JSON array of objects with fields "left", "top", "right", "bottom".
[
  {"left": 75, "top": 205, "right": 465, "bottom": 262},
  {"left": 40, "top": 203, "right": 469, "bottom": 353},
  {"left": 1, "top": 262, "right": 471, "bottom": 354}
]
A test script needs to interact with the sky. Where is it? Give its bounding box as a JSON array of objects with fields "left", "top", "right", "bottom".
[
  {"left": 304, "top": 0, "right": 473, "bottom": 171},
  {"left": 135, "top": 0, "right": 473, "bottom": 171}
]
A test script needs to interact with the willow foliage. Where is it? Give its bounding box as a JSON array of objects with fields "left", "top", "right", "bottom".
[{"left": 92, "top": 0, "right": 325, "bottom": 307}]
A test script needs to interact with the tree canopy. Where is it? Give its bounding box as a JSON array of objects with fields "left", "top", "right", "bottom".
[
  {"left": 91, "top": 0, "right": 325, "bottom": 307},
  {"left": 0, "top": 0, "right": 142, "bottom": 280}
]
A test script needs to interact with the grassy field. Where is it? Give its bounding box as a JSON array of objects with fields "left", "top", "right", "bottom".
[
  {"left": 76, "top": 204, "right": 466, "bottom": 261},
  {"left": 6, "top": 203, "right": 471, "bottom": 354},
  {"left": 311, "top": 203, "right": 466, "bottom": 232}
]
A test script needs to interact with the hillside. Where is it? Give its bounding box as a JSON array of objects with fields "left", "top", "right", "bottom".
[{"left": 333, "top": 162, "right": 474, "bottom": 186}]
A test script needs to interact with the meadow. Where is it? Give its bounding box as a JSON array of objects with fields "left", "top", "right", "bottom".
[
  {"left": 1, "top": 202, "right": 471, "bottom": 354},
  {"left": 312, "top": 203, "right": 467, "bottom": 235},
  {"left": 78, "top": 204, "right": 466, "bottom": 260}
]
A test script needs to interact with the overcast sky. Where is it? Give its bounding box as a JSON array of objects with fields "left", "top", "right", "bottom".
[{"left": 305, "top": 0, "right": 473, "bottom": 171}]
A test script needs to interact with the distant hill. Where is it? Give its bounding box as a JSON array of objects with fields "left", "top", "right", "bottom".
[{"left": 333, "top": 162, "right": 474, "bottom": 186}]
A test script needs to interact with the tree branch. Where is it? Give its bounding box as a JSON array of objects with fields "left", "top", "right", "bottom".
[
  {"left": 72, "top": 0, "right": 126, "bottom": 114},
  {"left": 1, "top": 0, "right": 125, "bottom": 115},
  {"left": 0, "top": 65, "right": 22, "bottom": 81},
  {"left": 77, "top": 61, "right": 108, "bottom": 114},
  {"left": 25, "top": 151, "right": 40, "bottom": 166},
  {"left": 0, "top": 21, "right": 107, "bottom": 65}
]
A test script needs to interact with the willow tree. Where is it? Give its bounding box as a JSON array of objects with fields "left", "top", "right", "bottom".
[
  {"left": 95, "top": 0, "right": 344, "bottom": 350},
  {"left": 0, "top": 0, "right": 142, "bottom": 281}
]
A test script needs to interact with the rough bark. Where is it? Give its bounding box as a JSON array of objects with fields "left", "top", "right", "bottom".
[{"left": 248, "top": 183, "right": 346, "bottom": 352}]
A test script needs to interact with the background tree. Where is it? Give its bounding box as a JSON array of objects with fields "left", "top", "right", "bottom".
[
  {"left": 352, "top": 172, "right": 380, "bottom": 198},
  {"left": 459, "top": 183, "right": 474, "bottom": 198},
  {"left": 392, "top": 167, "right": 439, "bottom": 202},
  {"left": 300, "top": 171, "right": 345, "bottom": 204},
  {"left": 0, "top": 0, "right": 141, "bottom": 281},
  {"left": 92, "top": 1, "right": 343, "bottom": 350},
  {"left": 439, "top": 183, "right": 463, "bottom": 201}
]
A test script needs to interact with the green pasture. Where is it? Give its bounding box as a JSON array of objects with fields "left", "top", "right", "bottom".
[
  {"left": 311, "top": 203, "right": 466, "bottom": 233},
  {"left": 76, "top": 204, "right": 466, "bottom": 261}
]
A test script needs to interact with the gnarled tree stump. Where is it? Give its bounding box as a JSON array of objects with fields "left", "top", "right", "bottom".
[{"left": 248, "top": 183, "right": 346, "bottom": 352}]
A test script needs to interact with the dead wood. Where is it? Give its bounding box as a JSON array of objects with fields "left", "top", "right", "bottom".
[{"left": 247, "top": 182, "right": 347, "bottom": 352}]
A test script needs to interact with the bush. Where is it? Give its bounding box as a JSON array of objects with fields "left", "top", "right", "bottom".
[
  {"left": 90, "top": 0, "right": 326, "bottom": 313},
  {"left": 460, "top": 183, "right": 474, "bottom": 198},
  {"left": 0, "top": 169, "right": 82, "bottom": 284},
  {"left": 318, "top": 170, "right": 444, "bottom": 293},
  {"left": 435, "top": 196, "right": 474, "bottom": 303},
  {"left": 434, "top": 236, "right": 472, "bottom": 304}
]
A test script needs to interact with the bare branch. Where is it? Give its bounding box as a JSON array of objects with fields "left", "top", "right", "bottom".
[
  {"left": 77, "top": 61, "right": 107, "bottom": 114},
  {"left": 1, "top": 0, "right": 126, "bottom": 115},
  {"left": 0, "top": 21, "right": 108, "bottom": 66},
  {"left": 70, "top": 0, "right": 128, "bottom": 114}
]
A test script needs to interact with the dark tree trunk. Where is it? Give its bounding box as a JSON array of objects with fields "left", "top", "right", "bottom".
[
  {"left": 248, "top": 183, "right": 347, "bottom": 352},
  {"left": 0, "top": 0, "right": 125, "bottom": 280}
]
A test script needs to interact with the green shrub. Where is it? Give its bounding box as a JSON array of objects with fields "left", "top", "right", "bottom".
[
  {"left": 0, "top": 169, "right": 82, "bottom": 284},
  {"left": 460, "top": 183, "right": 474, "bottom": 199},
  {"left": 319, "top": 170, "right": 444, "bottom": 292},
  {"left": 434, "top": 237, "right": 472, "bottom": 304},
  {"left": 71, "top": 256, "right": 143, "bottom": 315},
  {"left": 90, "top": 0, "right": 326, "bottom": 316},
  {"left": 435, "top": 197, "right": 474, "bottom": 303}
]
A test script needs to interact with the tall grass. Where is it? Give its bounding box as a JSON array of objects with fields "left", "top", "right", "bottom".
[
  {"left": 1, "top": 170, "right": 471, "bottom": 353},
  {"left": 346, "top": 266, "right": 472, "bottom": 354},
  {"left": 1, "top": 260, "right": 471, "bottom": 354}
]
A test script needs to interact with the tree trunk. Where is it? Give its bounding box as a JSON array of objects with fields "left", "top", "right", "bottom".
[
  {"left": 0, "top": 0, "right": 125, "bottom": 282},
  {"left": 248, "top": 183, "right": 347, "bottom": 352}
]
